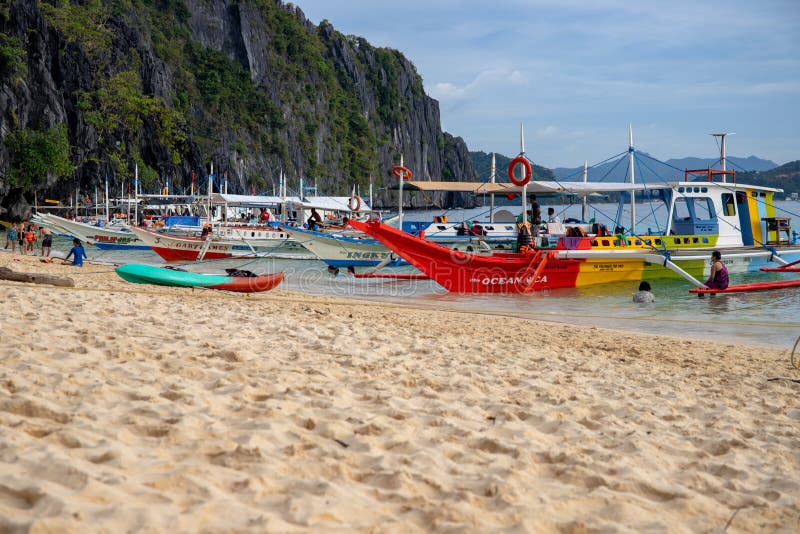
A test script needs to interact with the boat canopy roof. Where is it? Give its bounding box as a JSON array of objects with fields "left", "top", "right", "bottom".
[
  {"left": 396, "top": 180, "right": 783, "bottom": 195},
  {"left": 211, "top": 193, "right": 302, "bottom": 206},
  {"left": 298, "top": 196, "right": 373, "bottom": 213},
  {"left": 397, "top": 180, "right": 652, "bottom": 195}
]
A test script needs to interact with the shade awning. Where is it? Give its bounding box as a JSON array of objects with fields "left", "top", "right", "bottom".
[
  {"left": 211, "top": 193, "right": 302, "bottom": 206},
  {"left": 395, "top": 180, "right": 655, "bottom": 195},
  {"left": 297, "top": 196, "right": 372, "bottom": 212}
]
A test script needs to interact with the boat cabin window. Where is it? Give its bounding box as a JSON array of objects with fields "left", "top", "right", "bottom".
[
  {"left": 673, "top": 197, "right": 714, "bottom": 221},
  {"left": 672, "top": 196, "right": 719, "bottom": 235},
  {"left": 722, "top": 193, "right": 736, "bottom": 216}
]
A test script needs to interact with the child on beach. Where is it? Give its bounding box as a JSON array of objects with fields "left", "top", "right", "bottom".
[
  {"left": 65, "top": 238, "right": 87, "bottom": 267},
  {"left": 4, "top": 224, "right": 17, "bottom": 253},
  {"left": 24, "top": 225, "right": 37, "bottom": 255}
]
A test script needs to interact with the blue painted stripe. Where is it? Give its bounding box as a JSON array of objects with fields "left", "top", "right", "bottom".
[
  {"left": 325, "top": 259, "right": 407, "bottom": 267},
  {"left": 93, "top": 243, "right": 152, "bottom": 250}
]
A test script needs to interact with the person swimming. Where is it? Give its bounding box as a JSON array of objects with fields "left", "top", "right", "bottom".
[{"left": 632, "top": 281, "right": 655, "bottom": 303}]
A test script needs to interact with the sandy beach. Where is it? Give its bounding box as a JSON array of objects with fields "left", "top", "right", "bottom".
[{"left": 0, "top": 252, "right": 798, "bottom": 532}]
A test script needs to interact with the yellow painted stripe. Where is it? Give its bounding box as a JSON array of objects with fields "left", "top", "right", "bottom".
[
  {"left": 575, "top": 259, "right": 646, "bottom": 287},
  {"left": 748, "top": 191, "right": 762, "bottom": 243}
]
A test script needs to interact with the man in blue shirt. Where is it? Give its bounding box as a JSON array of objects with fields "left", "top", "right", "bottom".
[{"left": 65, "top": 238, "right": 88, "bottom": 267}]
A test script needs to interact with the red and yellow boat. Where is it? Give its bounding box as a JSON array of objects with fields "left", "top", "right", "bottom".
[{"left": 349, "top": 168, "right": 800, "bottom": 293}]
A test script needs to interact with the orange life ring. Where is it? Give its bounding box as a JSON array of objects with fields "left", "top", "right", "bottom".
[
  {"left": 508, "top": 156, "right": 532, "bottom": 187},
  {"left": 348, "top": 195, "right": 362, "bottom": 211},
  {"left": 392, "top": 165, "right": 413, "bottom": 181}
]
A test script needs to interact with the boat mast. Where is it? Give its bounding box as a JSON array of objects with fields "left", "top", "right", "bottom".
[
  {"left": 398, "top": 154, "right": 405, "bottom": 230},
  {"left": 134, "top": 163, "right": 139, "bottom": 226},
  {"left": 489, "top": 152, "right": 496, "bottom": 223},
  {"left": 628, "top": 124, "right": 635, "bottom": 234},
  {"left": 104, "top": 174, "right": 109, "bottom": 223},
  {"left": 581, "top": 160, "right": 588, "bottom": 222},
  {"left": 207, "top": 162, "right": 213, "bottom": 224},
  {"left": 520, "top": 123, "right": 527, "bottom": 226},
  {"left": 711, "top": 132, "right": 733, "bottom": 182}
]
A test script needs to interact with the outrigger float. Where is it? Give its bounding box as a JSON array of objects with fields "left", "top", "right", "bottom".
[{"left": 349, "top": 131, "right": 800, "bottom": 293}]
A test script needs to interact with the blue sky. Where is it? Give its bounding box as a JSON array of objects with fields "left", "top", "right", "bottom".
[{"left": 294, "top": 0, "right": 800, "bottom": 168}]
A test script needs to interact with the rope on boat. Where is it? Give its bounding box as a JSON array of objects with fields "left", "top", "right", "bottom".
[{"left": 791, "top": 334, "right": 800, "bottom": 370}]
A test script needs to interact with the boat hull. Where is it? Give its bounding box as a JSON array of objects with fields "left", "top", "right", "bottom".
[
  {"left": 115, "top": 264, "right": 283, "bottom": 292},
  {"left": 283, "top": 225, "right": 515, "bottom": 268},
  {"left": 282, "top": 227, "right": 405, "bottom": 267},
  {"left": 34, "top": 213, "right": 147, "bottom": 249},
  {"left": 348, "top": 219, "right": 800, "bottom": 293},
  {"left": 130, "top": 226, "right": 305, "bottom": 261}
]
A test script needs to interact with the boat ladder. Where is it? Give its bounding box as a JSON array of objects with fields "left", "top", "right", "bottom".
[
  {"left": 516, "top": 250, "right": 547, "bottom": 293},
  {"left": 197, "top": 235, "right": 213, "bottom": 261}
]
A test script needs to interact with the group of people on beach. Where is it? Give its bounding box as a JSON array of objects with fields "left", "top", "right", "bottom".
[
  {"left": 3, "top": 222, "right": 87, "bottom": 266},
  {"left": 3, "top": 222, "right": 51, "bottom": 256}
]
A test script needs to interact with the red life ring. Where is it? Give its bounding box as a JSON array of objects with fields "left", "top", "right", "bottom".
[
  {"left": 392, "top": 165, "right": 413, "bottom": 181},
  {"left": 348, "top": 195, "right": 362, "bottom": 211},
  {"left": 508, "top": 156, "right": 532, "bottom": 187}
]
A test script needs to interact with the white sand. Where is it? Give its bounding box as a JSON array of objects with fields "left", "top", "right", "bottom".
[{"left": 0, "top": 254, "right": 798, "bottom": 532}]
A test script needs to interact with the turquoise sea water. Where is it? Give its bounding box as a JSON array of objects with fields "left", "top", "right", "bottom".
[{"left": 5, "top": 199, "right": 800, "bottom": 349}]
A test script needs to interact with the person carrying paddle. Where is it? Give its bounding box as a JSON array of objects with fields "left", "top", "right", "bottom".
[{"left": 705, "top": 251, "right": 729, "bottom": 290}]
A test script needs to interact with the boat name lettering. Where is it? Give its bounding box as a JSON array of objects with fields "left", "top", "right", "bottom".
[
  {"left": 592, "top": 263, "right": 625, "bottom": 271},
  {"left": 345, "top": 251, "right": 390, "bottom": 260},
  {"left": 470, "top": 275, "right": 548, "bottom": 286}
]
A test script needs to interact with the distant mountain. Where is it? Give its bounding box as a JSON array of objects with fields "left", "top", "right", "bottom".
[
  {"left": 737, "top": 161, "right": 800, "bottom": 195},
  {"left": 470, "top": 151, "right": 555, "bottom": 182}
]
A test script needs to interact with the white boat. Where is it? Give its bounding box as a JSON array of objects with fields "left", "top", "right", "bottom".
[
  {"left": 130, "top": 226, "right": 311, "bottom": 261},
  {"left": 32, "top": 213, "right": 148, "bottom": 250},
  {"left": 282, "top": 226, "right": 406, "bottom": 267}
]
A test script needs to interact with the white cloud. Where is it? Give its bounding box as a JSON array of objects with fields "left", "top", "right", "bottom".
[
  {"left": 535, "top": 125, "right": 560, "bottom": 139},
  {"left": 429, "top": 67, "right": 528, "bottom": 109}
]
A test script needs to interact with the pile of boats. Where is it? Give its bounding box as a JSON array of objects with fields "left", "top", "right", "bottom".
[{"left": 30, "top": 141, "right": 800, "bottom": 296}]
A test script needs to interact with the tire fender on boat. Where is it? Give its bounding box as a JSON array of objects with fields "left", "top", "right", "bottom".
[
  {"left": 348, "top": 195, "right": 362, "bottom": 212},
  {"left": 508, "top": 156, "right": 532, "bottom": 187},
  {"left": 392, "top": 165, "right": 413, "bottom": 181}
]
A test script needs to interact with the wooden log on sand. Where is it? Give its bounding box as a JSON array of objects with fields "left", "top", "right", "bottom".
[{"left": 0, "top": 266, "right": 75, "bottom": 287}]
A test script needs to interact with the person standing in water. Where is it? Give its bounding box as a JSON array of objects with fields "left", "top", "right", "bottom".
[{"left": 705, "top": 250, "right": 729, "bottom": 290}]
